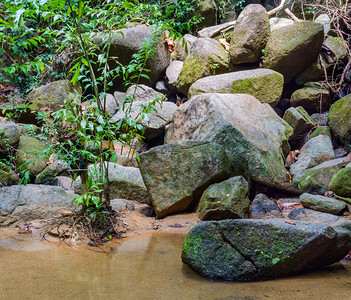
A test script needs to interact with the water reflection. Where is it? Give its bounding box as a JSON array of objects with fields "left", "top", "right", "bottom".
[{"left": 0, "top": 230, "right": 350, "bottom": 300}]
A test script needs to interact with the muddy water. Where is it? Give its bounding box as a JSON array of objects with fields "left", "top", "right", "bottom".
[{"left": 0, "top": 229, "right": 350, "bottom": 300}]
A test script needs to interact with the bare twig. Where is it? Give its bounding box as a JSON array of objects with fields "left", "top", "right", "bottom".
[{"left": 267, "top": 0, "right": 287, "bottom": 16}]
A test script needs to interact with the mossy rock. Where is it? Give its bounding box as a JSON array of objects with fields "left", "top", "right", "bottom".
[
  {"left": 0, "top": 166, "right": 19, "bottom": 186},
  {"left": 327, "top": 94, "right": 351, "bottom": 148},
  {"left": 15, "top": 136, "right": 48, "bottom": 177},
  {"left": 176, "top": 38, "right": 230, "bottom": 95},
  {"left": 230, "top": 4, "right": 270, "bottom": 64},
  {"left": 310, "top": 126, "right": 331, "bottom": 139},
  {"left": 262, "top": 21, "right": 324, "bottom": 83},
  {"left": 197, "top": 176, "right": 250, "bottom": 221},
  {"left": 283, "top": 106, "right": 314, "bottom": 138},
  {"left": 28, "top": 80, "right": 82, "bottom": 112},
  {"left": 188, "top": 68, "right": 284, "bottom": 106},
  {"left": 329, "top": 163, "right": 351, "bottom": 198},
  {"left": 290, "top": 84, "right": 330, "bottom": 114}
]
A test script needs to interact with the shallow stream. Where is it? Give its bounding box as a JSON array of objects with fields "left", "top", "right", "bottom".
[{"left": 0, "top": 229, "right": 350, "bottom": 300}]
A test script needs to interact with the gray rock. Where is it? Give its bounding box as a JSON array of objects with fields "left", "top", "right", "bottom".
[
  {"left": 197, "top": 176, "right": 250, "bottom": 221},
  {"left": 298, "top": 135, "right": 335, "bottom": 164},
  {"left": 27, "top": 80, "right": 82, "bottom": 112},
  {"left": 113, "top": 91, "right": 127, "bottom": 106},
  {"left": 74, "top": 163, "right": 150, "bottom": 204},
  {"left": 165, "top": 93, "right": 294, "bottom": 191},
  {"left": 182, "top": 218, "right": 351, "bottom": 280},
  {"left": 35, "top": 160, "right": 71, "bottom": 185},
  {"left": 87, "top": 93, "right": 118, "bottom": 116},
  {"left": 166, "top": 60, "right": 183, "bottom": 88},
  {"left": 262, "top": 21, "right": 324, "bottom": 83},
  {"left": 155, "top": 81, "right": 168, "bottom": 94},
  {"left": 329, "top": 163, "right": 351, "bottom": 198},
  {"left": 283, "top": 106, "right": 314, "bottom": 138},
  {"left": 139, "top": 141, "right": 233, "bottom": 218},
  {"left": 93, "top": 25, "right": 170, "bottom": 87},
  {"left": 311, "top": 112, "right": 328, "bottom": 126},
  {"left": 110, "top": 199, "right": 135, "bottom": 211},
  {"left": 269, "top": 17, "right": 294, "bottom": 32},
  {"left": 195, "top": 0, "right": 217, "bottom": 29},
  {"left": 299, "top": 193, "right": 346, "bottom": 215},
  {"left": 290, "top": 83, "right": 330, "bottom": 114},
  {"left": 288, "top": 208, "right": 351, "bottom": 232},
  {"left": 171, "top": 34, "right": 197, "bottom": 61},
  {"left": 328, "top": 94, "right": 351, "bottom": 148},
  {"left": 293, "top": 157, "right": 351, "bottom": 194},
  {"left": 230, "top": 4, "right": 270, "bottom": 64},
  {"left": 15, "top": 136, "right": 48, "bottom": 177},
  {"left": 188, "top": 69, "right": 284, "bottom": 106},
  {"left": 0, "top": 120, "right": 20, "bottom": 150},
  {"left": 53, "top": 176, "right": 74, "bottom": 191},
  {"left": 0, "top": 184, "right": 77, "bottom": 225},
  {"left": 290, "top": 156, "right": 317, "bottom": 177},
  {"left": 176, "top": 38, "right": 230, "bottom": 95},
  {"left": 251, "top": 193, "right": 282, "bottom": 218},
  {"left": 110, "top": 101, "right": 177, "bottom": 140},
  {"left": 315, "top": 14, "right": 331, "bottom": 36},
  {"left": 125, "top": 84, "right": 164, "bottom": 102},
  {"left": 310, "top": 126, "right": 331, "bottom": 139}
]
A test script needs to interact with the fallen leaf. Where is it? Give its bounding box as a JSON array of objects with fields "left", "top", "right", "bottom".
[
  {"left": 285, "top": 221, "right": 296, "bottom": 225},
  {"left": 286, "top": 172, "right": 292, "bottom": 183},
  {"left": 285, "top": 150, "right": 300, "bottom": 168},
  {"left": 164, "top": 36, "right": 175, "bottom": 52},
  {"left": 61, "top": 210, "right": 73, "bottom": 217}
]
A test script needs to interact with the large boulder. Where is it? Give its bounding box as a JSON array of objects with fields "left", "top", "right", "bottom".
[
  {"left": 15, "top": 136, "right": 48, "bottom": 177},
  {"left": 230, "top": 4, "right": 270, "bottom": 64},
  {"left": 328, "top": 94, "right": 351, "bottom": 148},
  {"left": 110, "top": 101, "right": 177, "bottom": 140},
  {"left": 188, "top": 69, "right": 284, "bottom": 106},
  {"left": 299, "top": 193, "right": 346, "bottom": 215},
  {"left": 176, "top": 38, "right": 230, "bottom": 95},
  {"left": 182, "top": 219, "right": 351, "bottom": 280},
  {"left": 165, "top": 93, "right": 294, "bottom": 190},
  {"left": 138, "top": 141, "right": 233, "bottom": 218},
  {"left": 329, "top": 163, "right": 351, "bottom": 197},
  {"left": 0, "top": 184, "right": 77, "bottom": 226},
  {"left": 74, "top": 163, "right": 150, "bottom": 204},
  {"left": 197, "top": 176, "right": 250, "bottom": 221},
  {"left": 93, "top": 25, "right": 170, "bottom": 87},
  {"left": 27, "top": 80, "right": 81, "bottom": 112},
  {"left": 262, "top": 21, "right": 324, "bottom": 83}
]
